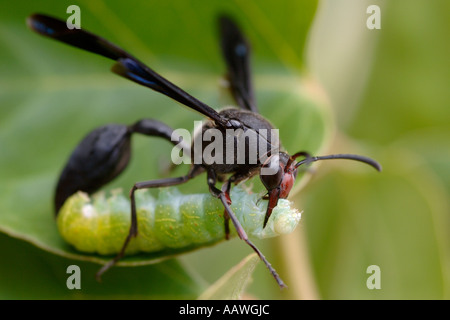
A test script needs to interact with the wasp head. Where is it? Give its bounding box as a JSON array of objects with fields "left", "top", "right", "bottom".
[{"left": 259, "top": 151, "right": 381, "bottom": 228}]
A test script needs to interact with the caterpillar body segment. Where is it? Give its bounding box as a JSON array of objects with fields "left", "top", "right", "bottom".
[{"left": 57, "top": 186, "right": 301, "bottom": 256}]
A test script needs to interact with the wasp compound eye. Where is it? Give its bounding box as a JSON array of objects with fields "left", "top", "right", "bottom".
[{"left": 260, "top": 155, "right": 284, "bottom": 191}]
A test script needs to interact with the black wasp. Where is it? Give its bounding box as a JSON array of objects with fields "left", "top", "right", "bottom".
[{"left": 28, "top": 13, "right": 381, "bottom": 288}]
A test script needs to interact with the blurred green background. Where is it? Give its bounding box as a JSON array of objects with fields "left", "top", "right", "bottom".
[{"left": 0, "top": 0, "right": 449, "bottom": 299}]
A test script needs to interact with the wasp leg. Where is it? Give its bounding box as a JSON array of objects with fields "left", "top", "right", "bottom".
[
  {"left": 206, "top": 170, "right": 231, "bottom": 239},
  {"left": 221, "top": 181, "right": 232, "bottom": 240},
  {"left": 218, "top": 190, "right": 286, "bottom": 289},
  {"left": 220, "top": 173, "right": 246, "bottom": 240},
  {"left": 207, "top": 170, "right": 287, "bottom": 289}
]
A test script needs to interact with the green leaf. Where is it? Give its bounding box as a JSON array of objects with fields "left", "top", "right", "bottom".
[
  {"left": 197, "top": 253, "right": 260, "bottom": 300},
  {"left": 0, "top": 232, "right": 201, "bottom": 299}
]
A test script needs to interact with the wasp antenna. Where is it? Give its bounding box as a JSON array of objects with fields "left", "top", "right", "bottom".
[{"left": 295, "top": 153, "right": 382, "bottom": 172}]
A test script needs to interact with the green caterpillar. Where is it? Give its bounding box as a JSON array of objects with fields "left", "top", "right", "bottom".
[{"left": 57, "top": 186, "right": 301, "bottom": 256}]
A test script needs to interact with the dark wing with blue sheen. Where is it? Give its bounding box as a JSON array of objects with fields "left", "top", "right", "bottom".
[
  {"left": 27, "top": 13, "right": 130, "bottom": 60},
  {"left": 218, "top": 15, "right": 258, "bottom": 113},
  {"left": 110, "top": 57, "right": 227, "bottom": 126},
  {"left": 27, "top": 13, "right": 228, "bottom": 127}
]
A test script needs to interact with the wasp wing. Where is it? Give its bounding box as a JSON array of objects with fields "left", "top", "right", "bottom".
[
  {"left": 218, "top": 15, "right": 258, "bottom": 113},
  {"left": 27, "top": 13, "right": 229, "bottom": 127}
]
